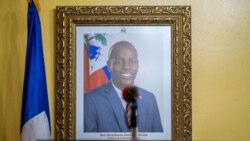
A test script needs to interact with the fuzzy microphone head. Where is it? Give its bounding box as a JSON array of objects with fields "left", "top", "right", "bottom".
[{"left": 122, "top": 86, "right": 139, "bottom": 103}]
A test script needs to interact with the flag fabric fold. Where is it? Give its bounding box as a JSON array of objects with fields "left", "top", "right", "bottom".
[{"left": 20, "top": 1, "right": 51, "bottom": 141}]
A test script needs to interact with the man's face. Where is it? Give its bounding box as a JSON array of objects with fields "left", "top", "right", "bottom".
[{"left": 108, "top": 46, "right": 139, "bottom": 90}]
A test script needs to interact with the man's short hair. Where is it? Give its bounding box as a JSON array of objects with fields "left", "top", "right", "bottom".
[{"left": 108, "top": 41, "right": 137, "bottom": 60}]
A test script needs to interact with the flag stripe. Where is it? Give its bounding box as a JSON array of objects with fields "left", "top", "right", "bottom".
[
  {"left": 21, "top": 111, "right": 50, "bottom": 140},
  {"left": 102, "top": 66, "right": 111, "bottom": 80},
  {"left": 89, "top": 68, "right": 108, "bottom": 90},
  {"left": 84, "top": 47, "right": 90, "bottom": 93}
]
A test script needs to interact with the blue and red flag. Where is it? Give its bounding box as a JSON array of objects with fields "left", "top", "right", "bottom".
[
  {"left": 20, "top": 1, "right": 51, "bottom": 140},
  {"left": 84, "top": 34, "right": 111, "bottom": 93}
]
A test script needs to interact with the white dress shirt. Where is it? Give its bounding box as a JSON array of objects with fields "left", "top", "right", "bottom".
[{"left": 111, "top": 82, "right": 127, "bottom": 110}]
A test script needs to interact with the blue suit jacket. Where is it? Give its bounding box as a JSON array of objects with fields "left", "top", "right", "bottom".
[{"left": 84, "top": 82, "right": 163, "bottom": 132}]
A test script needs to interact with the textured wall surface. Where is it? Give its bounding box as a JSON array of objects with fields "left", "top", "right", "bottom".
[{"left": 0, "top": 0, "right": 250, "bottom": 140}]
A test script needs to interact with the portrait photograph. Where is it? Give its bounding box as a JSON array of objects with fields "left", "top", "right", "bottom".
[{"left": 75, "top": 26, "right": 171, "bottom": 140}]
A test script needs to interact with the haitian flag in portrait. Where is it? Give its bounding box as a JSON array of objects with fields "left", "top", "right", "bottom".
[{"left": 84, "top": 34, "right": 111, "bottom": 93}]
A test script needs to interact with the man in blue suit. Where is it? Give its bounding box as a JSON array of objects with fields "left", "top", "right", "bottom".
[{"left": 84, "top": 41, "right": 163, "bottom": 132}]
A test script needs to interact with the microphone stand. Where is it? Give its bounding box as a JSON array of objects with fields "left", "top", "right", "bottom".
[
  {"left": 122, "top": 86, "right": 139, "bottom": 141},
  {"left": 130, "top": 99, "right": 137, "bottom": 141}
]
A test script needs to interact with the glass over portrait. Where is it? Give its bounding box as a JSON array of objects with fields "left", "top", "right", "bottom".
[{"left": 76, "top": 26, "right": 171, "bottom": 140}]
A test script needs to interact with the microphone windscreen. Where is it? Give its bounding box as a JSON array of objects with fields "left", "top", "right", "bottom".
[{"left": 122, "top": 86, "right": 139, "bottom": 102}]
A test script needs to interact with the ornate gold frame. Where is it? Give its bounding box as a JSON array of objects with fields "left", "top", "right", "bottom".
[{"left": 56, "top": 6, "right": 191, "bottom": 140}]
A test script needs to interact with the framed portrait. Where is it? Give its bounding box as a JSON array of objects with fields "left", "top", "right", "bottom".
[{"left": 56, "top": 6, "right": 191, "bottom": 141}]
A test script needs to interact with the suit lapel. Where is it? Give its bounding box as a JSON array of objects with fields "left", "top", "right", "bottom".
[{"left": 104, "top": 82, "right": 129, "bottom": 132}]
